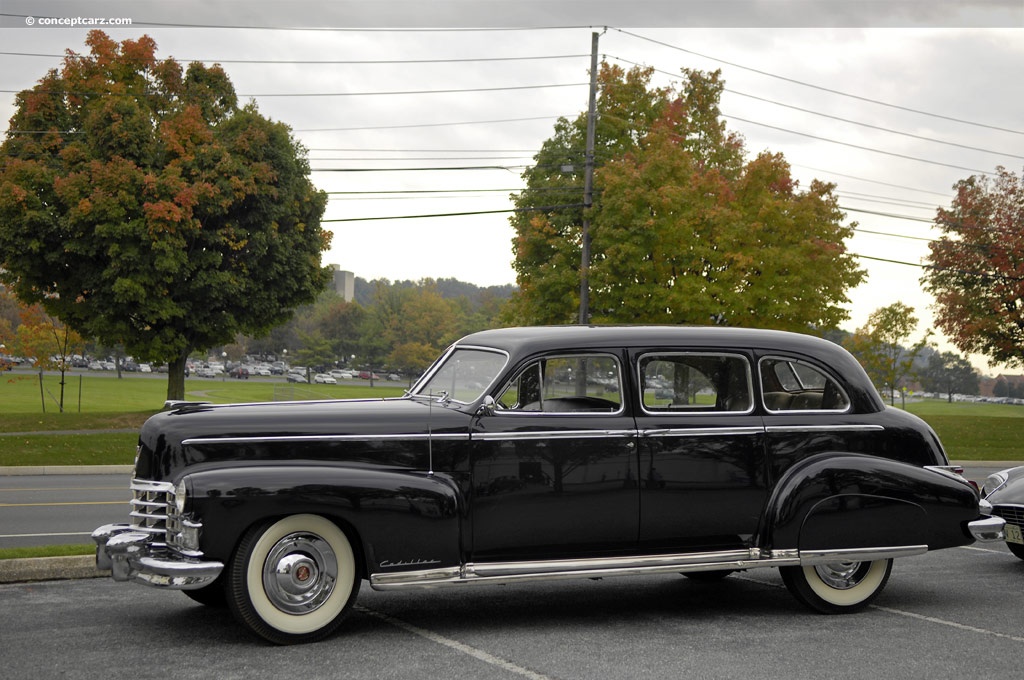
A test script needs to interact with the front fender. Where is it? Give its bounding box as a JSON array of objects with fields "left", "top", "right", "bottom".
[
  {"left": 182, "top": 465, "right": 463, "bottom": 579},
  {"left": 761, "top": 453, "right": 980, "bottom": 552}
]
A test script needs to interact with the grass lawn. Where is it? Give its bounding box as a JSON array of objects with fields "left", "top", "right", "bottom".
[{"left": 0, "top": 370, "right": 405, "bottom": 465}]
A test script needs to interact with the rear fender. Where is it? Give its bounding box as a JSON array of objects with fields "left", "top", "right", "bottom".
[
  {"left": 761, "top": 452, "right": 979, "bottom": 552},
  {"left": 182, "top": 465, "right": 463, "bottom": 579}
]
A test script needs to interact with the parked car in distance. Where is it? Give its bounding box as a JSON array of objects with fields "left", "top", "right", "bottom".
[
  {"left": 313, "top": 373, "right": 337, "bottom": 384},
  {"left": 358, "top": 371, "right": 380, "bottom": 380},
  {"left": 194, "top": 367, "right": 217, "bottom": 378},
  {"left": 93, "top": 325, "right": 1003, "bottom": 645},
  {"left": 982, "top": 466, "right": 1024, "bottom": 559},
  {"left": 330, "top": 370, "right": 353, "bottom": 380},
  {"left": 286, "top": 372, "right": 308, "bottom": 383},
  {"left": 228, "top": 367, "right": 250, "bottom": 380}
]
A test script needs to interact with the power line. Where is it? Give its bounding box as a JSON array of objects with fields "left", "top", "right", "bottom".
[
  {"left": 607, "top": 54, "right": 1024, "bottom": 161},
  {"left": 723, "top": 112, "right": 996, "bottom": 176},
  {"left": 238, "top": 82, "right": 587, "bottom": 97},
  {"left": 612, "top": 27, "right": 1024, "bottom": 136},
  {"left": 0, "top": 50, "right": 590, "bottom": 66},
  {"left": 322, "top": 204, "right": 584, "bottom": 223}
]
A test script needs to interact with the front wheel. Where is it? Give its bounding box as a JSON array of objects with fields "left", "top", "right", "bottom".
[
  {"left": 780, "top": 559, "right": 892, "bottom": 614},
  {"left": 227, "top": 514, "right": 360, "bottom": 644}
]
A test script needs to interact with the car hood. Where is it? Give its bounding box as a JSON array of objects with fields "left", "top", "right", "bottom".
[{"left": 135, "top": 397, "right": 472, "bottom": 481}]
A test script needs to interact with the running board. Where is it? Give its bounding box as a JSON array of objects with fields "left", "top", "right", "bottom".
[{"left": 369, "top": 545, "right": 928, "bottom": 590}]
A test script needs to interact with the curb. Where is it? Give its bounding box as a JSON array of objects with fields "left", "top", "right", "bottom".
[{"left": 0, "top": 555, "right": 109, "bottom": 584}]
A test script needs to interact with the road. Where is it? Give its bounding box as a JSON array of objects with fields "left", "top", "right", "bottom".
[
  {"left": 0, "top": 473, "right": 129, "bottom": 549},
  {"left": 2, "top": 544, "right": 1022, "bottom": 679},
  {"left": 0, "top": 466, "right": 1012, "bottom": 550}
]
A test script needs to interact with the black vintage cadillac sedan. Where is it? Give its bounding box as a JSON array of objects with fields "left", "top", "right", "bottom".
[{"left": 94, "top": 326, "right": 1005, "bottom": 644}]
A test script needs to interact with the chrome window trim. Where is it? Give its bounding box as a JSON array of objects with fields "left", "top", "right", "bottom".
[
  {"left": 493, "top": 351, "right": 626, "bottom": 416},
  {"left": 758, "top": 355, "right": 852, "bottom": 415},
  {"left": 636, "top": 351, "right": 755, "bottom": 416}
]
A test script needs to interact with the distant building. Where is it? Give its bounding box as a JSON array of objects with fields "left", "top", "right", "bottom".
[{"left": 330, "top": 265, "right": 354, "bottom": 302}]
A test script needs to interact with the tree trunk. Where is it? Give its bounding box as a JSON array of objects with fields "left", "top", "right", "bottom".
[{"left": 167, "top": 350, "right": 189, "bottom": 401}]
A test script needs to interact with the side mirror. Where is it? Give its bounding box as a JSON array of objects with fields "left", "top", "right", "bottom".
[{"left": 478, "top": 395, "right": 497, "bottom": 416}]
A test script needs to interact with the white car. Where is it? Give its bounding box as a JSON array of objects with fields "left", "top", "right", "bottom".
[
  {"left": 314, "top": 373, "right": 337, "bottom": 384},
  {"left": 330, "top": 370, "right": 353, "bottom": 380}
]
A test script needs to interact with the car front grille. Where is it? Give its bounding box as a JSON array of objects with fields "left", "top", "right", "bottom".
[
  {"left": 993, "top": 504, "right": 1024, "bottom": 526},
  {"left": 129, "top": 479, "right": 175, "bottom": 546}
]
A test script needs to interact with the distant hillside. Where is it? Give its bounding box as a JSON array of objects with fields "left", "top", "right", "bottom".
[{"left": 353, "top": 277, "right": 516, "bottom": 307}]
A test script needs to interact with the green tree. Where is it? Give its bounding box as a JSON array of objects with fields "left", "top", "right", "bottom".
[
  {"left": 0, "top": 31, "right": 331, "bottom": 401},
  {"left": 922, "top": 167, "right": 1024, "bottom": 368},
  {"left": 844, "top": 303, "right": 931, "bottom": 405},
  {"left": 506, "top": 65, "right": 863, "bottom": 329},
  {"left": 920, "top": 351, "right": 979, "bottom": 400}
]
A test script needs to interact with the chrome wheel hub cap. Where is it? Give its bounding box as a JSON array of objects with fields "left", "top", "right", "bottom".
[
  {"left": 263, "top": 533, "right": 338, "bottom": 614},
  {"left": 814, "top": 561, "right": 867, "bottom": 590}
]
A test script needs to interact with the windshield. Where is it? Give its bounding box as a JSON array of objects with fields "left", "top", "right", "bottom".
[{"left": 413, "top": 347, "right": 508, "bottom": 403}]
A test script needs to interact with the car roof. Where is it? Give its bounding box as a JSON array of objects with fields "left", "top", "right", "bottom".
[{"left": 457, "top": 325, "right": 835, "bottom": 357}]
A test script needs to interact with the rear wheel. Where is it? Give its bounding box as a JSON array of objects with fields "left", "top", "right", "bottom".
[
  {"left": 227, "top": 514, "right": 360, "bottom": 644},
  {"left": 780, "top": 559, "right": 892, "bottom": 614}
]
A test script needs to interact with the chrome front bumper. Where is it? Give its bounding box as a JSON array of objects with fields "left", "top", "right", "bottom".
[
  {"left": 968, "top": 515, "right": 1006, "bottom": 542},
  {"left": 92, "top": 523, "right": 224, "bottom": 589}
]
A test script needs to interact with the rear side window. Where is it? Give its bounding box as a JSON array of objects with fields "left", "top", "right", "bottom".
[
  {"left": 759, "top": 357, "right": 850, "bottom": 412},
  {"left": 639, "top": 353, "right": 753, "bottom": 414}
]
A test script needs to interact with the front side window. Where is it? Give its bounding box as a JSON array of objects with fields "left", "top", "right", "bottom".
[
  {"left": 639, "top": 353, "right": 753, "bottom": 413},
  {"left": 414, "top": 347, "right": 508, "bottom": 403},
  {"left": 496, "top": 354, "right": 622, "bottom": 413},
  {"left": 759, "top": 357, "right": 850, "bottom": 412}
]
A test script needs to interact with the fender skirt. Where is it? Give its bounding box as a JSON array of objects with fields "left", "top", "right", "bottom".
[{"left": 760, "top": 452, "right": 980, "bottom": 553}]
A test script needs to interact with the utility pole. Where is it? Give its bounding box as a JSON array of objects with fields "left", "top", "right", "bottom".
[{"left": 578, "top": 31, "right": 599, "bottom": 325}]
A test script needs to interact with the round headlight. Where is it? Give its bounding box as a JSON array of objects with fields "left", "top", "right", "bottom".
[
  {"left": 174, "top": 478, "right": 188, "bottom": 515},
  {"left": 982, "top": 471, "right": 1008, "bottom": 498}
]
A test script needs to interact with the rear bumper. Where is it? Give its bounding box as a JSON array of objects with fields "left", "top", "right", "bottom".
[{"left": 91, "top": 523, "right": 223, "bottom": 589}]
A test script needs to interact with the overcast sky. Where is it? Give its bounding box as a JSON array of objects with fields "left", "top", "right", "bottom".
[{"left": 2, "top": 2, "right": 1023, "bottom": 372}]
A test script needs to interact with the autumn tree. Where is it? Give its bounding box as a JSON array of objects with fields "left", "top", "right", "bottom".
[
  {"left": 11, "top": 303, "right": 85, "bottom": 411},
  {"left": 0, "top": 31, "right": 331, "bottom": 401},
  {"left": 922, "top": 166, "right": 1024, "bottom": 368},
  {"left": 844, "top": 302, "right": 931, "bottom": 404},
  {"left": 505, "top": 65, "right": 863, "bottom": 330}
]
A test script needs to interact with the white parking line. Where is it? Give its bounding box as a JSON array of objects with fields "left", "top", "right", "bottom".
[
  {"left": 737, "top": 569, "right": 1024, "bottom": 644},
  {"left": 357, "top": 606, "right": 554, "bottom": 680},
  {"left": 872, "top": 605, "right": 1024, "bottom": 643}
]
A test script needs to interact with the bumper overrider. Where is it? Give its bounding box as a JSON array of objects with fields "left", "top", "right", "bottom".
[
  {"left": 969, "top": 499, "right": 1007, "bottom": 542},
  {"left": 92, "top": 523, "right": 224, "bottom": 589}
]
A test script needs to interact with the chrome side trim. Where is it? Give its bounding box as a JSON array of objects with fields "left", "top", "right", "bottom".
[
  {"left": 369, "top": 544, "right": 932, "bottom": 590},
  {"left": 471, "top": 429, "right": 636, "bottom": 442},
  {"left": 182, "top": 432, "right": 471, "bottom": 446},
  {"left": 799, "top": 545, "right": 928, "bottom": 565},
  {"left": 640, "top": 427, "right": 765, "bottom": 438},
  {"left": 764, "top": 424, "right": 885, "bottom": 434}
]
